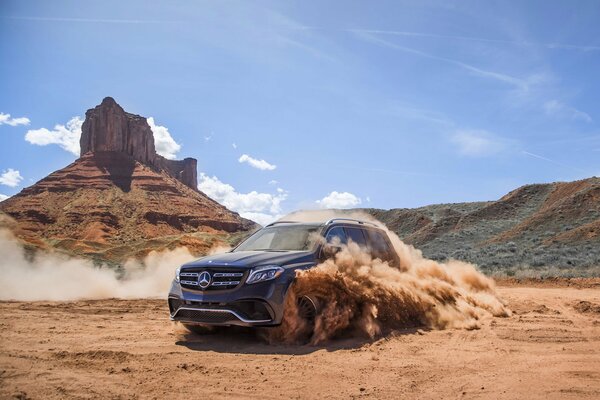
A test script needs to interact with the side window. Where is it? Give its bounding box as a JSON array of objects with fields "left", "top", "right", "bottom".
[
  {"left": 366, "top": 229, "right": 394, "bottom": 262},
  {"left": 344, "top": 227, "right": 367, "bottom": 248},
  {"left": 325, "top": 227, "right": 347, "bottom": 245}
]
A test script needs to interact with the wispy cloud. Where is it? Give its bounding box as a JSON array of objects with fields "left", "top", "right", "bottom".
[
  {"left": 0, "top": 194, "right": 9, "bottom": 202},
  {"left": 354, "top": 32, "right": 527, "bottom": 89},
  {"left": 2, "top": 16, "right": 180, "bottom": 24},
  {"left": 451, "top": 130, "right": 512, "bottom": 157},
  {"left": 522, "top": 151, "right": 587, "bottom": 173},
  {"left": 385, "top": 104, "right": 453, "bottom": 126},
  {"left": 275, "top": 35, "right": 337, "bottom": 62},
  {"left": 345, "top": 28, "right": 600, "bottom": 52},
  {"left": 0, "top": 113, "right": 30, "bottom": 127},
  {"left": 543, "top": 100, "right": 592, "bottom": 123},
  {"left": 238, "top": 154, "right": 277, "bottom": 171}
]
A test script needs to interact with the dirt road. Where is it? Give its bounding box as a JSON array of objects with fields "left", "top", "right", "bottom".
[{"left": 1, "top": 285, "right": 599, "bottom": 399}]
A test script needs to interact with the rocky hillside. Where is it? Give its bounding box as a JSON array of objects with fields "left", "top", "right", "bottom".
[
  {"left": 0, "top": 98, "right": 256, "bottom": 263},
  {"left": 364, "top": 177, "right": 600, "bottom": 276}
]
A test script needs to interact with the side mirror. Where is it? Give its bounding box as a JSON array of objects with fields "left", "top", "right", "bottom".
[{"left": 322, "top": 244, "right": 342, "bottom": 259}]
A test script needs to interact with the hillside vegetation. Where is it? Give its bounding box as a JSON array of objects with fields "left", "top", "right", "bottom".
[{"left": 364, "top": 177, "right": 600, "bottom": 277}]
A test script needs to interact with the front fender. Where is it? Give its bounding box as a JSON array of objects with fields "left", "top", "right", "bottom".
[{"left": 279, "top": 261, "right": 317, "bottom": 297}]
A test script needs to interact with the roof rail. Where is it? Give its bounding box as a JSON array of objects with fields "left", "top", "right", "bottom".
[
  {"left": 265, "top": 220, "right": 300, "bottom": 227},
  {"left": 325, "top": 218, "right": 378, "bottom": 227}
]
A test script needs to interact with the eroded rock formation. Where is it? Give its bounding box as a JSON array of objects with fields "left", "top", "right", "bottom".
[{"left": 80, "top": 97, "right": 197, "bottom": 190}]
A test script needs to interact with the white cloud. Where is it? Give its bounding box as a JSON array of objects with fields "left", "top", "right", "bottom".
[
  {"left": 0, "top": 169, "right": 23, "bottom": 187},
  {"left": 543, "top": 100, "right": 592, "bottom": 123},
  {"left": 232, "top": 143, "right": 237, "bottom": 149},
  {"left": 269, "top": 180, "right": 279, "bottom": 185},
  {"left": 147, "top": 117, "right": 181, "bottom": 160},
  {"left": 237, "top": 212, "right": 281, "bottom": 227},
  {"left": 198, "top": 173, "right": 287, "bottom": 225},
  {"left": 317, "top": 191, "right": 362, "bottom": 209},
  {"left": 238, "top": 154, "right": 277, "bottom": 171},
  {"left": 0, "top": 113, "right": 30, "bottom": 127},
  {"left": 25, "top": 116, "right": 83, "bottom": 155},
  {"left": 0, "top": 194, "right": 9, "bottom": 202},
  {"left": 450, "top": 130, "right": 507, "bottom": 157}
]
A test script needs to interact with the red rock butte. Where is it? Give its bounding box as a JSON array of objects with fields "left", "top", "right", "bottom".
[
  {"left": 80, "top": 97, "right": 197, "bottom": 190},
  {"left": 0, "top": 98, "right": 256, "bottom": 262}
]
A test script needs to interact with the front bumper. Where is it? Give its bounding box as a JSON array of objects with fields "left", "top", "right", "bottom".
[
  {"left": 169, "top": 299, "right": 274, "bottom": 326},
  {"left": 168, "top": 274, "right": 293, "bottom": 327}
]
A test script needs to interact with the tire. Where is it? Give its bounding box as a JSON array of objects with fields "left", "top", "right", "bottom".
[
  {"left": 296, "top": 295, "right": 319, "bottom": 324},
  {"left": 265, "top": 292, "right": 320, "bottom": 344},
  {"left": 292, "top": 294, "right": 321, "bottom": 343}
]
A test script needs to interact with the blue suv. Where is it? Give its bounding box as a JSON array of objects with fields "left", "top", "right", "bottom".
[{"left": 168, "top": 218, "right": 398, "bottom": 330}]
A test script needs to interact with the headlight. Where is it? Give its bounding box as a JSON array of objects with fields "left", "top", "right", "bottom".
[
  {"left": 246, "top": 265, "right": 284, "bottom": 284},
  {"left": 175, "top": 266, "right": 181, "bottom": 282}
]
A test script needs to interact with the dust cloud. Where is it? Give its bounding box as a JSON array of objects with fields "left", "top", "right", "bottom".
[
  {"left": 267, "top": 210, "right": 511, "bottom": 345},
  {"left": 1, "top": 209, "right": 510, "bottom": 344},
  {"left": 0, "top": 229, "right": 195, "bottom": 301}
]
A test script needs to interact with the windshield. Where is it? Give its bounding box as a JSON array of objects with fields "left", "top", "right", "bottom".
[{"left": 234, "top": 225, "right": 320, "bottom": 252}]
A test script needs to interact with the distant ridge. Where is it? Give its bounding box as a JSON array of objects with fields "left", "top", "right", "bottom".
[{"left": 363, "top": 177, "right": 600, "bottom": 274}]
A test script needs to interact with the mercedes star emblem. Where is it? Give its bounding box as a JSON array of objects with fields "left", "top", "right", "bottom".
[{"left": 198, "top": 271, "right": 211, "bottom": 289}]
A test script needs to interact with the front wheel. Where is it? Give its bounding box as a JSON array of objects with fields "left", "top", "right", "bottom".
[
  {"left": 297, "top": 294, "right": 319, "bottom": 324},
  {"left": 261, "top": 291, "right": 321, "bottom": 344}
]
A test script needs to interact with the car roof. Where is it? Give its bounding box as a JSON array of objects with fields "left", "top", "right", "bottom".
[
  {"left": 264, "top": 221, "right": 323, "bottom": 228},
  {"left": 265, "top": 218, "right": 381, "bottom": 230}
]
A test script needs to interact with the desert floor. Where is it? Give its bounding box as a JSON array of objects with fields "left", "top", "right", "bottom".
[{"left": 1, "top": 284, "right": 599, "bottom": 399}]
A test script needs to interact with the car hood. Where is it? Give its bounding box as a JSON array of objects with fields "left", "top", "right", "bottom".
[{"left": 181, "top": 250, "right": 316, "bottom": 270}]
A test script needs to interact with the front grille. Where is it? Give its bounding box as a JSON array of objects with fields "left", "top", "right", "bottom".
[
  {"left": 174, "top": 309, "right": 239, "bottom": 324},
  {"left": 179, "top": 268, "right": 247, "bottom": 291}
]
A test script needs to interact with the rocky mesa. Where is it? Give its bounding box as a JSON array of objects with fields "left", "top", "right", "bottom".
[{"left": 0, "top": 98, "right": 256, "bottom": 263}]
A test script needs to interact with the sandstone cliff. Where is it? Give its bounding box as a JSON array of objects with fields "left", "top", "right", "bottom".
[{"left": 80, "top": 97, "right": 197, "bottom": 190}]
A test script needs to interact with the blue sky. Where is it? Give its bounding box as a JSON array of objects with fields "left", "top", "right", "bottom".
[{"left": 1, "top": 1, "right": 599, "bottom": 224}]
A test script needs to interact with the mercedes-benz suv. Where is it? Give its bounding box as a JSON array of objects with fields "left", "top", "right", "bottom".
[{"left": 168, "top": 218, "right": 398, "bottom": 330}]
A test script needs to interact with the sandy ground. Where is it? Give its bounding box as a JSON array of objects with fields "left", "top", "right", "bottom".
[{"left": 1, "top": 285, "right": 599, "bottom": 400}]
